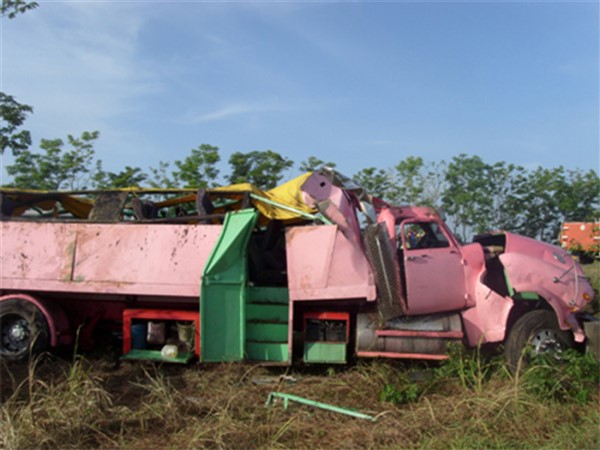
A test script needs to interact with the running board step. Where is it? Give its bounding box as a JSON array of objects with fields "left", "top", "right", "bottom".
[
  {"left": 376, "top": 330, "right": 463, "bottom": 339},
  {"left": 357, "top": 351, "right": 449, "bottom": 361}
]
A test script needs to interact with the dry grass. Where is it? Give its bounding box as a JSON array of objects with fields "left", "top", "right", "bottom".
[{"left": 1, "top": 348, "right": 598, "bottom": 449}]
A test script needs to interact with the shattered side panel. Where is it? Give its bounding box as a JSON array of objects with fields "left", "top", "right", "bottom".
[
  {"left": 460, "top": 243, "right": 486, "bottom": 308},
  {"left": 286, "top": 225, "right": 376, "bottom": 302},
  {"left": 461, "top": 281, "right": 513, "bottom": 346},
  {"left": 1, "top": 221, "right": 222, "bottom": 297}
]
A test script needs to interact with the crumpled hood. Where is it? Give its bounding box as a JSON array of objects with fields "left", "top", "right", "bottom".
[
  {"left": 500, "top": 232, "right": 594, "bottom": 316},
  {"left": 503, "top": 232, "right": 583, "bottom": 275}
]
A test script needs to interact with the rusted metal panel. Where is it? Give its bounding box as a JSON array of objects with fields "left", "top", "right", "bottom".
[
  {"left": 1, "top": 221, "right": 222, "bottom": 298},
  {"left": 286, "top": 225, "right": 376, "bottom": 302}
]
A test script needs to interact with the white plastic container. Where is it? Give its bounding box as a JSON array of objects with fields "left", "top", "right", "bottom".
[{"left": 160, "top": 344, "right": 178, "bottom": 358}]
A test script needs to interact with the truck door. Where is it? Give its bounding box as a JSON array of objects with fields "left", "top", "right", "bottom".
[{"left": 401, "top": 221, "right": 467, "bottom": 315}]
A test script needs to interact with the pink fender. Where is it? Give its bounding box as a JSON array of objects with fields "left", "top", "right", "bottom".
[
  {"left": 460, "top": 242, "right": 486, "bottom": 308},
  {"left": 461, "top": 282, "right": 513, "bottom": 346},
  {"left": 500, "top": 233, "right": 591, "bottom": 342},
  {"left": 0, "top": 294, "right": 72, "bottom": 347}
]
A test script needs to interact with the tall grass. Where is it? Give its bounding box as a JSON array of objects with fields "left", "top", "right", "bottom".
[{"left": 1, "top": 347, "right": 598, "bottom": 449}]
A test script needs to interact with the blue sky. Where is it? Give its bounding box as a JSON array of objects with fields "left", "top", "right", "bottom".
[{"left": 1, "top": 1, "right": 598, "bottom": 184}]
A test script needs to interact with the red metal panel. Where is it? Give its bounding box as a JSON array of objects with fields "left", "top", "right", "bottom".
[
  {"left": 122, "top": 309, "right": 200, "bottom": 356},
  {"left": 304, "top": 311, "right": 350, "bottom": 342}
]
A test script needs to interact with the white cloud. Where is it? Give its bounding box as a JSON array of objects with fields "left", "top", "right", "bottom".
[
  {"left": 2, "top": 4, "right": 158, "bottom": 137},
  {"left": 183, "top": 102, "right": 288, "bottom": 123}
]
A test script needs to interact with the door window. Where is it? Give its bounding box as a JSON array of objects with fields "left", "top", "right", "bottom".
[{"left": 404, "top": 222, "right": 450, "bottom": 250}]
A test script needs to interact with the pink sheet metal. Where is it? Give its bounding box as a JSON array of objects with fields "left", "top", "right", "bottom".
[
  {"left": 461, "top": 285, "right": 514, "bottom": 346},
  {"left": 285, "top": 225, "right": 376, "bottom": 302},
  {"left": 500, "top": 232, "right": 592, "bottom": 342},
  {"left": 1, "top": 221, "right": 222, "bottom": 298}
]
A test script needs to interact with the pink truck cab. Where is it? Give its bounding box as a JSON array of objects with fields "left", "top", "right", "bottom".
[{"left": 0, "top": 169, "right": 596, "bottom": 368}]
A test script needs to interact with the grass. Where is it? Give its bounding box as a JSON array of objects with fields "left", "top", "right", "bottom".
[
  {"left": 1, "top": 347, "right": 598, "bottom": 449},
  {"left": 582, "top": 260, "right": 600, "bottom": 313}
]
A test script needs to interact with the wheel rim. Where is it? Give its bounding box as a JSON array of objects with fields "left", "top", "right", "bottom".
[
  {"left": 1, "top": 314, "right": 31, "bottom": 355},
  {"left": 530, "top": 328, "right": 566, "bottom": 356}
]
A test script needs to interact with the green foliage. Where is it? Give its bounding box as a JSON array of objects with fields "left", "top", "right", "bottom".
[
  {"left": 173, "top": 144, "right": 220, "bottom": 188},
  {"left": 352, "top": 167, "right": 393, "bottom": 199},
  {"left": 6, "top": 131, "right": 100, "bottom": 190},
  {"left": 391, "top": 156, "right": 425, "bottom": 204},
  {"left": 1, "top": 0, "right": 38, "bottom": 19},
  {"left": 435, "top": 343, "right": 497, "bottom": 393},
  {"left": 227, "top": 150, "right": 293, "bottom": 190},
  {"left": 0, "top": 93, "right": 33, "bottom": 155},
  {"left": 391, "top": 157, "right": 447, "bottom": 207},
  {"left": 442, "top": 154, "right": 496, "bottom": 241},
  {"left": 93, "top": 161, "right": 147, "bottom": 188},
  {"left": 147, "top": 161, "right": 178, "bottom": 188},
  {"left": 0, "top": 2, "right": 38, "bottom": 157},
  {"left": 298, "top": 156, "right": 336, "bottom": 172},
  {"left": 379, "top": 380, "right": 422, "bottom": 405},
  {"left": 520, "top": 350, "right": 600, "bottom": 404}
]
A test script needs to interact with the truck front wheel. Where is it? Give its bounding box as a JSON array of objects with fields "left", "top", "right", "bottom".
[
  {"left": 505, "top": 309, "right": 574, "bottom": 372},
  {"left": 0, "top": 298, "right": 50, "bottom": 362}
]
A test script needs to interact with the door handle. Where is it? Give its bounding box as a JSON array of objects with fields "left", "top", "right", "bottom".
[{"left": 407, "top": 255, "right": 428, "bottom": 261}]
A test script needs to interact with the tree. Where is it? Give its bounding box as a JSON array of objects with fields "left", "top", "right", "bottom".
[
  {"left": 147, "top": 161, "right": 179, "bottom": 189},
  {"left": 1, "top": 2, "right": 38, "bottom": 155},
  {"left": 173, "top": 144, "right": 220, "bottom": 188},
  {"left": 0, "top": 93, "right": 33, "bottom": 155},
  {"left": 92, "top": 161, "right": 147, "bottom": 188},
  {"left": 352, "top": 167, "right": 394, "bottom": 200},
  {"left": 558, "top": 169, "right": 600, "bottom": 223},
  {"left": 515, "top": 167, "right": 566, "bottom": 242},
  {"left": 299, "top": 156, "right": 336, "bottom": 172},
  {"left": 442, "top": 154, "right": 495, "bottom": 241},
  {"left": 486, "top": 161, "right": 528, "bottom": 233},
  {"left": 514, "top": 167, "right": 600, "bottom": 243},
  {"left": 227, "top": 150, "right": 293, "bottom": 190},
  {"left": 5, "top": 131, "right": 100, "bottom": 190},
  {"left": 1, "top": 0, "right": 38, "bottom": 18}
]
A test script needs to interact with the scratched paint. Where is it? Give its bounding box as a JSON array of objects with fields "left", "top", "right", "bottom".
[{"left": 1, "top": 221, "right": 222, "bottom": 297}]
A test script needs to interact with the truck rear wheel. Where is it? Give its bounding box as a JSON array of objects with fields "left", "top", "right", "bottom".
[
  {"left": 505, "top": 309, "right": 573, "bottom": 372},
  {"left": 0, "top": 298, "right": 50, "bottom": 362}
]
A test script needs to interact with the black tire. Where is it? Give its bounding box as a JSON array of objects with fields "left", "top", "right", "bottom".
[
  {"left": 505, "top": 309, "right": 574, "bottom": 373},
  {"left": 0, "top": 298, "right": 50, "bottom": 362}
]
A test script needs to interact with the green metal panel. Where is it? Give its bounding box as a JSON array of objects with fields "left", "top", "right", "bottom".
[
  {"left": 246, "top": 322, "right": 288, "bottom": 342},
  {"left": 200, "top": 209, "right": 258, "bottom": 362},
  {"left": 246, "top": 342, "right": 289, "bottom": 361},
  {"left": 246, "top": 304, "right": 288, "bottom": 322},
  {"left": 304, "top": 342, "right": 347, "bottom": 363},
  {"left": 121, "top": 350, "right": 194, "bottom": 364},
  {"left": 505, "top": 270, "right": 540, "bottom": 300},
  {"left": 246, "top": 286, "right": 290, "bottom": 363},
  {"left": 514, "top": 291, "right": 541, "bottom": 300},
  {"left": 248, "top": 287, "right": 290, "bottom": 304}
]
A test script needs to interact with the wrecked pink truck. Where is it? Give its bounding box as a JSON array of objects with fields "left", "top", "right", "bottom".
[{"left": 0, "top": 169, "right": 595, "bottom": 368}]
